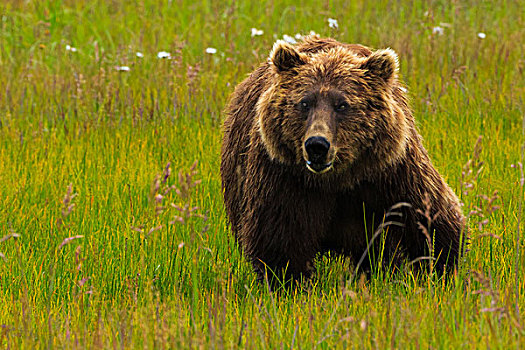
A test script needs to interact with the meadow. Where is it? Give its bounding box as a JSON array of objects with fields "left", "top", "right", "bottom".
[{"left": 0, "top": 0, "right": 524, "bottom": 348}]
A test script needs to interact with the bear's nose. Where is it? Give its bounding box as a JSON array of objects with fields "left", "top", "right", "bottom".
[{"left": 305, "top": 136, "right": 330, "bottom": 164}]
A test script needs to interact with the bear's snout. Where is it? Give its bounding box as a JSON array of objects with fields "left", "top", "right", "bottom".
[
  {"left": 304, "top": 136, "right": 332, "bottom": 173},
  {"left": 305, "top": 136, "right": 330, "bottom": 161}
]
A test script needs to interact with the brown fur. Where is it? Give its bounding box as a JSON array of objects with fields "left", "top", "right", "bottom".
[{"left": 221, "top": 36, "right": 465, "bottom": 282}]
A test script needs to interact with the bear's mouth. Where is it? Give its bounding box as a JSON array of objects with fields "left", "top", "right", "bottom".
[{"left": 306, "top": 160, "right": 333, "bottom": 174}]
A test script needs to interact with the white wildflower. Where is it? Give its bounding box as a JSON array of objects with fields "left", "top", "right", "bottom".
[
  {"left": 432, "top": 26, "right": 444, "bottom": 35},
  {"left": 282, "top": 34, "right": 297, "bottom": 44},
  {"left": 205, "top": 47, "right": 217, "bottom": 54},
  {"left": 115, "top": 66, "right": 130, "bottom": 72},
  {"left": 477, "top": 32, "right": 486, "bottom": 39},
  {"left": 251, "top": 28, "right": 264, "bottom": 37},
  {"left": 136, "top": 52, "right": 144, "bottom": 58},
  {"left": 157, "top": 51, "right": 171, "bottom": 59},
  {"left": 328, "top": 18, "right": 339, "bottom": 29},
  {"left": 294, "top": 33, "right": 303, "bottom": 40},
  {"left": 309, "top": 30, "right": 318, "bottom": 36},
  {"left": 66, "top": 44, "right": 78, "bottom": 52},
  {"left": 399, "top": 86, "right": 408, "bottom": 93}
]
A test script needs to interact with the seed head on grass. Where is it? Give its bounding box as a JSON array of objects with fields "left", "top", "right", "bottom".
[
  {"left": 169, "top": 203, "right": 201, "bottom": 225},
  {"left": 471, "top": 270, "right": 522, "bottom": 331},
  {"left": 74, "top": 245, "right": 84, "bottom": 271},
  {"left": 139, "top": 161, "right": 205, "bottom": 242},
  {"left": 61, "top": 183, "right": 78, "bottom": 218},
  {"left": 145, "top": 226, "right": 163, "bottom": 239},
  {"left": 170, "top": 161, "right": 204, "bottom": 225},
  {"left": 162, "top": 162, "right": 171, "bottom": 184},
  {"left": 186, "top": 64, "right": 201, "bottom": 90},
  {"left": 56, "top": 183, "right": 78, "bottom": 229},
  {"left": 150, "top": 162, "right": 178, "bottom": 217},
  {"left": 460, "top": 137, "right": 504, "bottom": 250},
  {"left": 460, "top": 136, "right": 484, "bottom": 198},
  {"left": 57, "top": 235, "right": 84, "bottom": 250},
  {"left": 174, "top": 161, "right": 201, "bottom": 200},
  {"left": 469, "top": 191, "right": 501, "bottom": 239}
]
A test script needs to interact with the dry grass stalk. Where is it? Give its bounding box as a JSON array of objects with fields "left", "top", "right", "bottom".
[
  {"left": 352, "top": 202, "right": 412, "bottom": 279},
  {"left": 416, "top": 193, "right": 440, "bottom": 274},
  {"left": 0, "top": 230, "right": 21, "bottom": 261}
]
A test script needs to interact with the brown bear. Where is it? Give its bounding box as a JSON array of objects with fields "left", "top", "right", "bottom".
[{"left": 221, "top": 36, "right": 465, "bottom": 283}]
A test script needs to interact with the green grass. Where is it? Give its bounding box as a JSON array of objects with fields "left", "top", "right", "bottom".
[{"left": 1, "top": 0, "right": 524, "bottom": 348}]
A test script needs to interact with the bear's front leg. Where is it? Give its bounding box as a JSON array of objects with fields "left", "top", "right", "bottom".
[
  {"left": 250, "top": 246, "right": 317, "bottom": 286},
  {"left": 240, "top": 191, "right": 324, "bottom": 285},
  {"left": 239, "top": 161, "right": 333, "bottom": 286}
]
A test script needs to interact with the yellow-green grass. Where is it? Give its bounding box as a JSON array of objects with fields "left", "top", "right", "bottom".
[{"left": 1, "top": 0, "right": 524, "bottom": 348}]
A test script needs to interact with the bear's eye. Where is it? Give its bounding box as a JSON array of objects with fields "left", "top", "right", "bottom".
[
  {"left": 336, "top": 102, "right": 349, "bottom": 112},
  {"left": 298, "top": 100, "right": 311, "bottom": 111}
]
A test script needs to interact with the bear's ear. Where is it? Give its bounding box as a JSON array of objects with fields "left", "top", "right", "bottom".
[
  {"left": 269, "top": 40, "right": 308, "bottom": 73},
  {"left": 361, "top": 48, "right": 399, "bottom": 84}
]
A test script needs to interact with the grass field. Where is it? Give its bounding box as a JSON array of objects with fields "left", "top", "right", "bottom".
[{"left": 0, "top": 0, "right": 524, "bottom": 348}]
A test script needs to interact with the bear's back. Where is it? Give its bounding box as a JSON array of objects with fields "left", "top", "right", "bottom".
[{"left": 297, "top": 36, "right": 372, "bottom": 58}]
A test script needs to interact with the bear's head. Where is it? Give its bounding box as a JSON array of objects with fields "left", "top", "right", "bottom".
[{"left": 256, "top": 39, "right": 410, "bottom": 182}]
